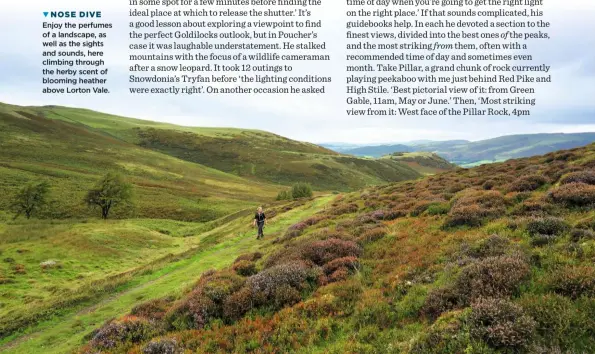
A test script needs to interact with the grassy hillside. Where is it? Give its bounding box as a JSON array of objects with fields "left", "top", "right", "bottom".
[
  {"left": 6, "top": 103, "right": 423, "bottom": 191},
  {"left": 384, "top": 152, "right": 458, "bottom": 175},
  {"left": 0, "top": 103, "right": 278, "bottom": 221},
  {"left": 73, "top": 144, "right": 595, "bottom": 354}
]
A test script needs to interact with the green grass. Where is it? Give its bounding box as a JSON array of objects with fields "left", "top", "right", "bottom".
[
  {"left": 0, "top": 196, "right": 334, "bottom": 353},
  {"left": 0, "top": 102, "right": 423, "bottom": 193},
  {"left": 0, "top": 103, "right": 278, "bottom": 221}
]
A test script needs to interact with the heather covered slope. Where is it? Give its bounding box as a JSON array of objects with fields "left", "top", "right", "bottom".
[{"left": 78, "top": 145, "right": 595, "bottom": 353}]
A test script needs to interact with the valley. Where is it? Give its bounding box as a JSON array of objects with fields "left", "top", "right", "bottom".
[{"left": 1, "top": 102, "right": 593, "bottom": 353}]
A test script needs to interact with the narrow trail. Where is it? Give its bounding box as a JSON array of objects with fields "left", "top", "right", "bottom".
[
  {"left": 1, "top": 196, "right": 332, "bottom": 354},
  {"left": 0, "top": 234, "right": 253, "bottom": 353}
]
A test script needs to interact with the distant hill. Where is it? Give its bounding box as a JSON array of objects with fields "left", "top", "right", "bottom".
[
  {"left": 341, "top": 144, "right": 414, "bottom": 157},
  {"left": 335, "top": 134, "right": 595, "bottom": 166},
  {"left": 416, "top": 133, "right": 595, "bottom": 166},
  {"left": 384, "top": 152, "right": 459, "bottom": 174}
]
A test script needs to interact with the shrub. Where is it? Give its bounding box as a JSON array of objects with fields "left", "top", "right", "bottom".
[
  {"left": 456, "top": 254, "right": 530, "bottom": 302},
  {"left": 91, "top": 316, "right": 157, "bottom": 350},
  {"left": 328, "top": 268, "right": 350, "bottom": 282},
  {"left": 283, "top": 221, "right": 308, "bottom": 239},
  {"left": 519, "top": 293, "right": 591, "bottom": 351},
  {"left": 421, "top": 286, "right": 463, "bottom": 321},
  {"left": 276, "top": 190, "right": 292, "bottom": 201},
  {"left": 234, "top": 252, "right": 263, "bottom": 263},
  {"left": 531, "top": 234, "right": 559, "bottom": 247},
  {"left": 511, "top": 198, "right": 556, "bottom": 216},
  {"left": 508, "top": 174, "right": 548, "bottom": 192},
  {"left": 232, "top": 260, "right": 257, "bottom": 277},
  {"left": 369, "top": 209, "right": 386, "bottom": 220},
  {"left": 469, "top": 298, "right": 536, "bottom": 349},
  {"left": 526, "top": 217, "right": 570, "bottom": 236},
  {"left": 322, "top": 256, "right": 359, "bottom": 276},
  {"left": 200, "top": 272, "right": 245, "bottom": 304},
  {"left": 410, "top": 201, "right": 437, "bottom": 217},
  {"left": 570, "top": 228, "right": 595, "bottom": 242},
  {"left": 467, "top": 234, "right": 510, "bottom": 259},
  {"left": 482, "top": 179, "right": 495, "bottom": 190},
  {"left": 444, "top": 204, "right": 491, "bottom": 228},
  {"left": 142, "top": 338, "right": 182, "bottom": 354},
  {"left": 222, "top": 286, "right": 253, "bottom": 321},
  {"left": 165, "top": 271, "right": 246, "bottom": 330},
  {"left": 247, "top": 261, "right": 310, "bottom": 302},
  {"left": 329, "top": 203, "right": 358, "bottom": 215},
  {"left": 444, "top": 190, "right": 506, "bottom": 228},
  {"left": 185, "top": 292, "right": 219, "bottom": 329},
  {"left": 446, "top": 183, "right": 466, "bottom": 194},
  {"left": 163, "top": 302, "right": 194, "bottom": 331},
  {"left": 273, "top": 284, "right": 302, "bottom": 309},
  {"left": 384, "top": 208, "right": 407, "bottom": 220},
  {"left": 357, "top": 227, "right": 386, "bottom": 243},
  {"left": 547, "top": 265, "right": 595, "bottom": 299},
  {"left": 353, "top": 213, "right": 380, "bottom": 226},
  {"left": 291, "top": 182, "right": 313, "bottom": 199},
  {"left": 410, "top": 311, "right": 475, "bottom": 354},
  {"left": 13, "top": 264, "right": 26, "bottom": 275},
  {"left": 300, "top": 238, "right": 362, "bottom": 266},
  {"left": 549, "top": 183, "right": 595, "bottom": 207},
  {"left": 302, "top": 214, "right": 326, "bottom": 226},
  {"left": 560, "top": 170, "right": 595, "bottom": 185},
  {"left": 426, "top": 202, "right": 451, "bottom": 216},
  {"left": 131, "top": 298, "right": 172, "bottom": 322}
]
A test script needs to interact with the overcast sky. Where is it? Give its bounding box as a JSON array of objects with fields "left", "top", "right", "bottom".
[{"left": 0, "top": 0, "right": 594, "bottom": 144}]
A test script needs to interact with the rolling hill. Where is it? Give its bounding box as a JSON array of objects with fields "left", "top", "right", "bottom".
[
  {"left": 64, "top": 142, "right": 595, "bottom": 354},
  {"left": 415, "top": 133, "right": 595, "bottom": 166},
  {"left": 0, "top": 103, "right": 277, "bottom": 222},
  {"left": 333, "top": 144, "right": 414, "bottom": 157},
  {"left": 334, "top": 134, "right": 595, "bottom": 167},
  {"left": 384, "top": 152, "right": 459, "bottom": 175},
  {"left": 0, "top": 103, "right": 424, "bottom": 200}
]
